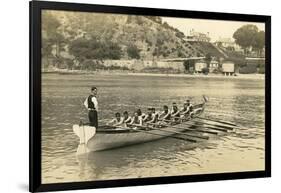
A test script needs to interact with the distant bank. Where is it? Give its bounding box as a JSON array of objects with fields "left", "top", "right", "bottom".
[{"left": 42, "top": 69, "right": 265, "bottom": 80}]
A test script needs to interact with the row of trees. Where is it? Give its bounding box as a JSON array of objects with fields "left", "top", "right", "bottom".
[
  {"left": 69, "top": 39, "right": 142, "bottom": 63},
  {"left": 68, "top": 39, "right": 142, "bottom": 68},
  {"left": 68, "top": 38, "right": 122, "bottom": 63},
  {"left": 233, "top": 24, "right": 265, "bottom": 56}
]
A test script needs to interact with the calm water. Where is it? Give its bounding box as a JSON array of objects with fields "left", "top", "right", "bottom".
[{"left": 41, "top": 73, "right": 265, "bottom": 184}]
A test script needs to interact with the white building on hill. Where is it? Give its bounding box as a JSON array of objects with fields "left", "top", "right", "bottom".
[{"left": 184, "top": 29, "right": 211, "bottom": 42}]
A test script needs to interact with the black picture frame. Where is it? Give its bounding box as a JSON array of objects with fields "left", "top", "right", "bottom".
[{"left": 29, "top": 0, "right": 271, "bottom": 192}]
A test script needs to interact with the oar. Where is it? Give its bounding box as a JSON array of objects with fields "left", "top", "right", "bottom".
[
  {"left": 202, "top": 125, "right": 229, "bottom": 132},
  {"left": 145, "top": 123, "right": 209, "bottom": 140},
  {"left": 155, "top": 119, "right": 218, "bottom": 135},
  {"left": 190, "top": 120, "right": 235, "bottom": 130},
  {"left": 171, "top": 119, "right": 229, "bottom": 133},
  {"left": 159, "top": 119, "right": 219, "bottom": 135},
  {"left": 171, "top": 124, "right": 218, "bottom": 135},
  {"left": 160, "top": 127, "right": 209, "bottom": 140},
  {"left": 127, "top": 124, "right": 197, "bottom": 143},
  {"left": 196, "top": 117, "right": 238, "bottom": 127},
  {"left": 160, "top": 119, "right": 221, "bottom": 134}
]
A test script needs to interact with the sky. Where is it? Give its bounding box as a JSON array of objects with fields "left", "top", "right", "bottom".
[{"left": 162, "top": 17, "right": 265, "bottom": 42}]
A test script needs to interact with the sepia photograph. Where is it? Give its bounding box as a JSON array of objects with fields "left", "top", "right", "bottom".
[{"left": 40, "top": 9, "right": 267, "bottom": 185}]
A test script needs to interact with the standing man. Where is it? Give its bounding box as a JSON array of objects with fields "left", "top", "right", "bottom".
[{"left": 84, "top": 86, "right": 99, "bottom": 128}]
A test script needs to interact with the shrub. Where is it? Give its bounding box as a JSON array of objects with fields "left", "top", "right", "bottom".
[
  {"left": 127, "top": 44, "right": 140, "bottom": 59},
  {"left": 259, "top": 66, "right": 265, "bottom": 74},
  {"left": 202, "top": 67, "right": 209, "bottom": 75},
  {"left": 239, "top": 66, "right": 257, "bottom": 74},
  {"left": 212, "top": 68, "right": 221, "bottom": 74}
]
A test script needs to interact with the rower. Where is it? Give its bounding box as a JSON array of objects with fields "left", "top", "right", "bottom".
[
  {"left": 159, "top": 105, "right": 171, "bottom": 123},
  {"left": 171, "top": 102, "right": 180, "bottom": 122},
  {"left": 137, "top": 108, "right": 146, "bottom": 119},
  {"left": 189, "top": 106, "right": 195, "bottom": 118},
  {"left": 180, "top": 102, "right": 189, "bottom": 118},
  {"left": 107, "top": 112, "right": 123, "bottom": 127},
  {"left": 143, "top": 108, "right": 153, "bottom": 122},
  {"left": 130, "top": 110, "right": 143, "bottom": 127},
  {"left": 184, "top": 99, "right": 193, "bottom": 118},
  {"left": 186, "top": 99, "right": 193, "bottom": 109},
  {"left": 122, "top": 111, "right": 132, "bottom": 127},
  {"left": 147, "top": 108, "right": 159, "bottom": 124}
]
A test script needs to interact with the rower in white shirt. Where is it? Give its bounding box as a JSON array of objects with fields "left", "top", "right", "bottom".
[
  {"left": 171, "top": 102, "right": 180, "bottom": 121},
  {"left": 180, "top": 102, "right": 190, "bottom": 118},
  {"left": 158, "top": 105, "right": 171, "bottom": 123},
  {"left": 137, "top": 108, "right": 146, "bottom": 119},
  {"left": 122, "top": 111, "right": 132, "bottom": 127},
  {"left": 130, "top": 111, "right": 143, "bottom": 127},
  {"left": 107, "top": 112, "right": 124, "bottom": 127},
  {"left": 143, "top": 108, "right": 154, "bottom": 122},
  {"left": 145, "top": 108, "right": 159, "bottom": 124}
]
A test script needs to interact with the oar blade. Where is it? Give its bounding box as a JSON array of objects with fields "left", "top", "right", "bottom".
[
  {"left": 203, "top": 126, "right": 229, "bottom": 132},
  {"left": 197, "top": 117, "right": 238, "bottom": 127},
  {"left": 192, "top": 120, "right": 236, "bottom": 130}
]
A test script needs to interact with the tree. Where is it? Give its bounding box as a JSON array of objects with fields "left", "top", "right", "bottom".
[
  {"left": 145, "top": 16, "right": 162, "bottom": 24},
  {"left": 42, "top": 37, "right": 53, "bottom": 68},
  {"left": 205, "top": 53, "right": 212, "bottom": 67},
  {"left": 163, "top": 22, "right": 170, "bottom": 29},
  {"left": 175, "top": 31, "right": 185, "bottom": 38},
  {"left": 233, "top": 24, "right": 259, "bottom": 55},
  {"left": 42, "top": 12, "right": 60, "bottom": 34},
  {"left": 183, "top": 60, "right": 195, "bottom": 73},
  {"left": 127, "top": 44, "right": 140, "bottom": 59},
  {"left": 253, "top": 31, "right": 265, "bottom": 56},
  {"left": 177, "top": 51, "right": 185, "bottom": 57},
  {"left": 42, "top": 11, "right": 66, "bottom": 68}
]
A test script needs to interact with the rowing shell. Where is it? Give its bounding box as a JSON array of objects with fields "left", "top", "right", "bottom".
[{"left": 73, "top": 101, "right": 206, "bottom": 153}]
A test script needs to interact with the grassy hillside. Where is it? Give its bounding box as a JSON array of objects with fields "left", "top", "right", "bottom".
[
  {"left": 42, "top": 11, "right": 203, "bottom": 69},
  {"left": 188, "top": 41, "right": 226, "bottom": 58}
]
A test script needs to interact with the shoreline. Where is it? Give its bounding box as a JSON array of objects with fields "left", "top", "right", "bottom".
[{"left": 43, "top": 70, "right": 265, "bottom": 80}]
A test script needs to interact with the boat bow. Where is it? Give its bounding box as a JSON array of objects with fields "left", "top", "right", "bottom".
[{"left": 73, "top": 124, "right": 96, "bottom": 154}]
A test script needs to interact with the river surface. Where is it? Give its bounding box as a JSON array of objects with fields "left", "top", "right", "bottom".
[{"left": 41, "top": 73, "right": 265, "bottom": 184}]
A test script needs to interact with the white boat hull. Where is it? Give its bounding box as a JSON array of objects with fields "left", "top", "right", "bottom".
[
  {"left": 73, "top": 100, "right": 207, "bottom": 152},
  {"left": 87, "top": 126, "right": 188, "bottom": 151}
]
